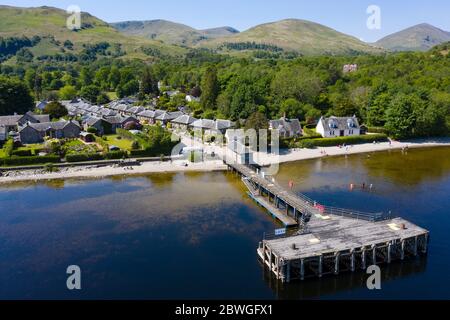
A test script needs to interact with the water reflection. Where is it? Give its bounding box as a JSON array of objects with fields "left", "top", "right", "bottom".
[
  {"left": 264, "top": 257, "right": 428, "bottom": 300},
  {"left": 0, "top": 147, "right": 449, "bottom": 299}
]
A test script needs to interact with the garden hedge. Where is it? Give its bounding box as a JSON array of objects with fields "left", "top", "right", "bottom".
[
  {"left": 11, "top": 149, "right": 33, "bottom": 157},
  {"left": 0, "top": 155, "right": 60, "bottom": 166},
  {"left": 65, "top": 153, "right": 104, "bottom": 163},
  {"left": 297, "top": 134, "right": 388, "bottom": 148},
  {"left": 104, "top": 150, "right": 128, "bottom": 160}
]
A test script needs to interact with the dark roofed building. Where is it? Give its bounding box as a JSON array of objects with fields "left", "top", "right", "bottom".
[
  {"left": 269, "top": 117, "right": 302, "bottom": 138},
  {"left": 171, "top": 115, "right": 197, "bottom": 131},
  {"left": 19, "top": 120, "right": 81, "bottom": 144}
]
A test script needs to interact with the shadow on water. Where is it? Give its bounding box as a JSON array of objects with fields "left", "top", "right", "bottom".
[{"left": 263, "top": 257, "right": 428, "bottom": 300}]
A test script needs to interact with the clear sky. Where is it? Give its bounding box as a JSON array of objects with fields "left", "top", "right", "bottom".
[{"left": 1, "top": 0, "right": 449, "bottom": 42}]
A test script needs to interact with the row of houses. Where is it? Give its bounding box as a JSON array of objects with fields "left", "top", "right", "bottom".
[{"left": 0, "top": 111, "right": 82, "bottom": 144}]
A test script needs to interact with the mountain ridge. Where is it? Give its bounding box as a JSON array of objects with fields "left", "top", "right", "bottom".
[
  {"left": 111, "top": 19, "right": 239, "bottom": 46},
  {"left": 374, "top": 23, "right": 450, "bottom": 51}
]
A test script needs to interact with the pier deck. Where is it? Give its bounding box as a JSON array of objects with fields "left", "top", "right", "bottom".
[{"left": 226, "top": 161, "right": 430, "bottom": 282}]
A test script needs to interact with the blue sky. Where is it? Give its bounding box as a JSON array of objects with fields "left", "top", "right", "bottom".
[{"left": 1, "top": 0, "right": 449, "bottom": 42}]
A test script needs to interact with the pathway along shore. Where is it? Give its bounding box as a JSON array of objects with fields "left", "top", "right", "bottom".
[{"left": 1, "top": 138, "right": 450, "bottom": 184}]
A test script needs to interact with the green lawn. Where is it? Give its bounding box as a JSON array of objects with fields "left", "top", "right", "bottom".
[{"left": 104, "top": 135, "right": 133, "bottom": 151}]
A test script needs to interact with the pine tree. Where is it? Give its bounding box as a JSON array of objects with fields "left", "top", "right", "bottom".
[{"left": 200, "top": 66, "right": 219, "bottom": 110}]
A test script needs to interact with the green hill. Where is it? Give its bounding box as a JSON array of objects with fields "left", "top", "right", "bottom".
[
  {"left": 111, "top": 19, "right": 239, "bottom": 46},
  {"left": 0, "top": 5, "right": 186, "bottom": 60},
  {"left": 198, "top": 19, "right": 384, "bottom": 55},
  {"left": 374, "top": 23, "right": 450, "bottom": 52}
]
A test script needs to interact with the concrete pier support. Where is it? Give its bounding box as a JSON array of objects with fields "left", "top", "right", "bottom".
[
  {"left": 350, "top": 250, "right": 355, "bottom": 272},
  {"left": 372, "top": 245, "right": 377, "bottom": 264},
  {"left": 300, "top": 259, "right": 305, "bottom": 280},
  {"left": 361, "top": 248, "right": 366, "bottom": 270},
  {"left": 318, "top": 255, "right": 323, "bottom": 278},
  {"left": 422, "top": 234, "right": 428, "bottom": 254},
  {"left": 387, "top": 243, "right": 392, "bottom": 264},
  {"left": 334, "top": 253, "right": 340, "bottom": 275},
  {"left": 401, "top": 240, "right": 405, "bottom": 260},
  {"left": 286, "top": 261, "right": 291, "bottom": 283},
  {"left": 414, "top": 236, "right": 418, "bottom": 256}
]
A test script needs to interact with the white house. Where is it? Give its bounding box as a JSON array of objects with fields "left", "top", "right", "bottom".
[
  {"left": 316, "top": 116, "right": 361, "bottom": 138},
  {"left": 224, "top": 129, "right": 254, "bottom": 165}
]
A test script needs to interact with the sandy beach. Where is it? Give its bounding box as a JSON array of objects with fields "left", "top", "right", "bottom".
[
  {"left": 1, "top": 138, "right": 449, "bottom": 184},
  {"left": 0, "top": 160, "right": 228, "bottom": 184},
  {"left": 252, "top": 137, "right": 450, "bottom": 166}
]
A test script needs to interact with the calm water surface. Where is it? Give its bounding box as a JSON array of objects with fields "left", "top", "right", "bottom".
[{"left": 0, "top": 147, "right": 449, "bottom": 299}]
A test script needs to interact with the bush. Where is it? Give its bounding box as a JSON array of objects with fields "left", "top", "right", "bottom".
[
  {"left": 104, "top": 150, "right": 128, "bottom": 160},
  {"left": 367, "top": 127, "right": 389, "bottom": 134},
  {"left": 95, "top": 136, "right": 109, "bottom": 152},
  {"left": 295, "top": 134, "right": 388, "bottom": 148},
  {"left": 116, "top": 128, "right": 137, "bottom": 140},
  {"left": 11, "top": 149, "right": 33, "bottom": 157},
  {"left": 2, "top": 139, "right": 14, "bottom": 157},
  {"left": 87, "top": 127, "right": 98, "bottom": 134},
  {"left": 65, "top": 153, "right": 104, "bottom": 162},
  {"left": 129, "top": 149, "right": 155, "bottom": 157},
  {"left": 0, "top": 155, "right": 60, "bottom": 166}
]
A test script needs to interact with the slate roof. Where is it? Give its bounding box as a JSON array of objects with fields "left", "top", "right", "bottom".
[
  {"left": 155, "top": 111, "right": 184, "bottom": 122},
  {"left": 127, "top": 106, "right": 145, "bottom": 115},
  {"left": 172, "top": 115, "right": 197, "bottom": 125},
  {"left": 191, "top": 119, "right": 216, "bottom": 130},
  {"left": 269, "top": 117, "right": 302, "bottom": 135},
  {"left": 20, "top": 120, "right": 80, "bottom": 132},
  {"left": 319, "top": 116, "right": 360, "bottom": 131},
  {"left": 0, "top": 113, "right": 50, "bottom": 126}
]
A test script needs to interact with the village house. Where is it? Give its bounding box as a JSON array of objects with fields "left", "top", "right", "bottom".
[
  {"left": 191, "top": 119, "right": 235, "bottom": 136},
  {"left": 316, "top": 116, "right": 361, "bottom": 138},
  {"left": 19, "top": 120, "right": 81, "bottom": 144},
  {"left": 171, "top": 115, "right": 197, "bottom": 132},
  {"left": 136, "top": 110, "right": 165, "bottom": 125},
  {"left": 124, "top": 106, "right": 145, "bottom": 117},
  {"left": 0, "top": 112, "right": 51, "bottom": 141},
  {"left": 155, "top": 111, "right": 185, "bottom": 126},
  {"left": 269, "top": 117, "right": 302, "bottom": 138},
  {"left": 0, "top": 126, "right": 6, "bottom": 142},
  {"left": 83, "top": 115, "right": 139, "bottom": 135},
  {"left": 225, "top": 129, "right": 255, "bottom": 165}
]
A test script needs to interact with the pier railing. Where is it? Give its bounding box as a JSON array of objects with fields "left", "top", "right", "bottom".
[
  {"left": 286, "top": 188, "right": 390, "bottom": 222},
  {"left": 233, "top": 163, "right": 392, "bottom": 223}
]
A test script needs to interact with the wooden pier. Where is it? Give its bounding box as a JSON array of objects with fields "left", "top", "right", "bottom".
[{"left": 226, "top": 162, "right": 430, "bottom": 282}]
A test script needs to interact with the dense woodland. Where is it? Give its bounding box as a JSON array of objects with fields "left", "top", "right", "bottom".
[{"left": 0, "top": 36, "right": 449, "bottom": 139}]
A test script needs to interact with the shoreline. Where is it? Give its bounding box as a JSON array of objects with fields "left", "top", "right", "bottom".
[
  {"left": 1, "top": 138, "right": 450, "bottom": 184},
  {"left": 0, "top": 160, "right": 228, "bottom": 184},
  {"left": 253, "top": 138, "right": 450, "bottom": 166}
]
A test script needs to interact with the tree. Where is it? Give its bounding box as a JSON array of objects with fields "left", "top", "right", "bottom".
[
  {"left": 117, "top": 80, "right": 139, "bottom": 98},
  {"left": 385, "top": 94, "right": 417, "bottom": 139},
  {"left": 59, "top": 85, "right": 77, "bottom": 100},
  {"left": 245, "top": 111, "right": 268, "bottom": 131},
  {"left": 0, "top": 76, "right": 34, "bottom": 116},
  {"left": 44, "top": 101, "right": 68, "bottom": 119},
  {"left": 96, "top": 93, "right": 110, "bottom": 105},
  {"left": 280, "top": 99, "right": 304, "bottom": 120},
  {"left": 200, "top": 66, "right": 219, "bottom": 110},
  {"left": 140, "top": 67, "right": 159, "bottom": 98},
  {"left": 80, "top": 85, "right": 100, "bottom": 103}
]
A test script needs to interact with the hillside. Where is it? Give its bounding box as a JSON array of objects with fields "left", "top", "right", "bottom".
[
  {"left": 199, "top": 19, "right": 384, "bottom": 55},
  {"left": 111, "top": 19, "right": 239, "bottom": 46},
  {"left": 0, "top": 5, "right": 186, "bottom": 60},
  {"left": 375, "top": 23, "right": 450, "bottom": 52}
]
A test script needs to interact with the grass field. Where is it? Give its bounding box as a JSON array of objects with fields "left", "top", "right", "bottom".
[{"left": 104, "top": 135, "right": 133, "bottom": 150}]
